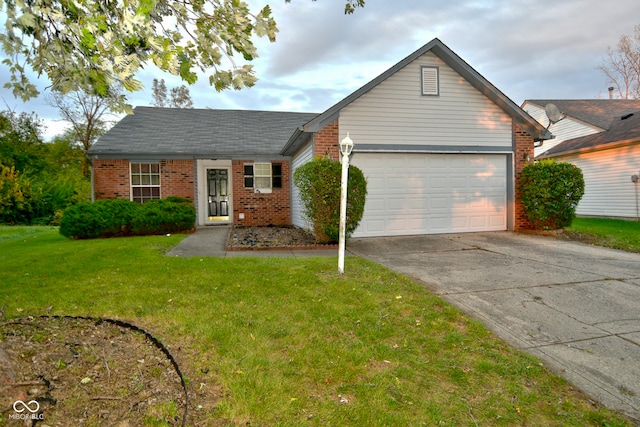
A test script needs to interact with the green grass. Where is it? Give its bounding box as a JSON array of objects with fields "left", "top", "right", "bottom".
[
  {"left": 0, "top": 226, "right": 634, "bottom": 426},
  {"left": 565, "top": 217, "right": 640, "bottom": 252}
]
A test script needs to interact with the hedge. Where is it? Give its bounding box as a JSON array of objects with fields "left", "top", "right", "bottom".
[{"left": 59, "top": 197, "right": 195, "bottom": 239}]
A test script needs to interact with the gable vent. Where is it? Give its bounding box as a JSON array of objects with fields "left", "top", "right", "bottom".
[{"left": 421, "top": 66, "right": 439, "bottom": 96}]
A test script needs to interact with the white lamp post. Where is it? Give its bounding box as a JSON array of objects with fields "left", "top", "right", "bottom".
[{"left": 338, "top": 133, "right": 354, "bottom": 274}]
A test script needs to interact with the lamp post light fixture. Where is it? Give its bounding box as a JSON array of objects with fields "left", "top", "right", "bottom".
[{"left": 338, "top": 133, "right": 354, "bottom": 274}]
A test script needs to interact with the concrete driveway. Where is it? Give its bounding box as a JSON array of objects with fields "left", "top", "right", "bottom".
[{"left": 348, "top": 231, "right": 640, "bottom": 422}]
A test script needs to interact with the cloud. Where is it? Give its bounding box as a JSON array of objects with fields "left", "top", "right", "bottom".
[{"left": 1, "top": 0, "right": 639, "bottom": 139}]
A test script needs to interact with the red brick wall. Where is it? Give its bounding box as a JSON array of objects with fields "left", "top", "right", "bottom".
[
  {"left": 93, "top": 159, "right": 131, "bottom": 200},
  {"left": 231, "top": 160, "right": 291, "bottom": 226},
  {"left": 159, "top": 160, "right": 195, "bottom": 200},
  {"left": 513, "top": 124, "right": 535, "bottom": 231},
  {"left": 93, "top": 159, "right": 194, "bottom": 201},
  {"left": 313, "top": 120, "right": 340, "bottom": 160}
]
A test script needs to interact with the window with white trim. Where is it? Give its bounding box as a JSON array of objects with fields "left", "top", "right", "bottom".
[
  {"left": 421, "top": 66, "right": 439, "bottom": 96},
  {"left": 244, "top": 163, "right": 283, "bottom": 192},
  {"left": 130, "top": 162, "right": 160, "bottom": 203}
]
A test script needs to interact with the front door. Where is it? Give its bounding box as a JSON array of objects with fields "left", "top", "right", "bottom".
[{"left": 207, "top": 169, "right": 230, "bottom": 221}]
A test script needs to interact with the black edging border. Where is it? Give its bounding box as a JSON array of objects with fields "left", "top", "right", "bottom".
[{"left": 5, "top": 315, "right": 189, "bottom": 427}]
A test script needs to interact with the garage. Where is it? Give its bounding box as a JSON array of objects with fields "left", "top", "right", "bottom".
[{"left": 351, "top": 153, "right": 508, "bottom": 237}]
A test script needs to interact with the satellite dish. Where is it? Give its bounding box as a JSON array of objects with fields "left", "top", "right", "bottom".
[{"left": 544, "top": 103, "right": 565, "bottom": 127}]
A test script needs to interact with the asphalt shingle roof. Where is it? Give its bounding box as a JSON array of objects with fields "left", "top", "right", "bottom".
[
  {"left": 527, "top": 99, "right": 640, "bottom": 130},
  {"left": 541, "top": 109, "right": 640, "bottom": 157},
  {"left": 90, "top": 107, "right": 319, "bottom": 157}
]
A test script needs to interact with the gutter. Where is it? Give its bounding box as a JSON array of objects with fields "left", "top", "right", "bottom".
[{"left": 538, "top": 138, "right": 640, "bottom": 159}]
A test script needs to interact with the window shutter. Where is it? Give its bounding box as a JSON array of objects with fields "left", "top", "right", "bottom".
[
  {"left": 272, "top": 164, "right": 282, "bottom": 188},
  {"left": 243, "top": 164, "right": 254, "bottom": 187},
  {"left": 421, "top": 66, "right": 439, "bottom": 96}
]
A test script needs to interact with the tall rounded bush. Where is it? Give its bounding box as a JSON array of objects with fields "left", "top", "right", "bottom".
[
  {"left": 293, "top": 157, "right": 367, "bottom": 243},
  {"left": 519, "top": 160, "right": 585, "bottom": 230}
]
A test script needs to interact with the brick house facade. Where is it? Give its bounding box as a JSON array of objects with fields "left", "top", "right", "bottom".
[
  {"left": 231, "top": 160, "right": 291, "bottom": 226},
  {"left": 89, "top": 38, "right": 549, "bottom": 236},
  {"left": 93, "top": 158, "right": 292, "bottom": 227}
]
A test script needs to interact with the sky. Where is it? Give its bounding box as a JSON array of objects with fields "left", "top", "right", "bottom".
[{"left": 1, "top": 0, "right": 639, "bottom": 140}]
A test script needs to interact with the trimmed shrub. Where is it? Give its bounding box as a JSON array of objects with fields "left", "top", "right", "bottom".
[
  {"left": 130, "top": 197, "right": 196, "bottom": 236},
  {"left": 95, "top": 199, "right": 139, "bottom": 237},
  {"left": 293, "top": 157, "right": 367, "bottom": 243},
  {"left": 520, "top": 160, "right": 585, "bottom": 230},
  {"left": 59, "top": 202, "right": 103, "bottom": 239},
  {"left": 59, "top": 197, "right": 195, "bottom": 239},
  {"left": 59, "top": 199, "right": 137, "bottom": 239}
]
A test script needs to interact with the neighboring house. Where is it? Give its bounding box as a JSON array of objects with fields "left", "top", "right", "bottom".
[
  {"left": 89, "top": 38, "right": 551, "bottom": 237},
  {"left": 523, "top": 100, "right": 640, "bottom": 219}
]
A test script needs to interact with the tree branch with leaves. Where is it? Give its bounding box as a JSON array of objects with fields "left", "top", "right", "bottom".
[
  {"left": 1, "top": 0, "right": 278, "bottom": 112},
  {"left": 1, "top": 0, "right": 364, "bottom": 112}
]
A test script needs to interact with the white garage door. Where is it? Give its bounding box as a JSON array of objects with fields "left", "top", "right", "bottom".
[{"left": 351, "top": 153, "right": 507, "bottom": 237}]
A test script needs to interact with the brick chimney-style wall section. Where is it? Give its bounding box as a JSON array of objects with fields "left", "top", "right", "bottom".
[
  {"left": 231, "top": 160, "right": 292, "bottom": 226},
  {"left": 93, "top": 159, "right": 131, "bottom": 200},
  {"left": 313, "top": 120, "right": 340, "bottom": 160},
  {"left": 159, "top": 160, "right": 195, "bottom": 200},
  {"left": 93, "top": 159, "right": 195, "bottom": 201},
  {"left": 513, "top": 124, "right": 535, "bottom": 231}
]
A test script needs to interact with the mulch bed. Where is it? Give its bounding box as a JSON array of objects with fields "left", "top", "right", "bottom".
[
  {"left": 0, "top": 316, "right": 221, "bottom": 426},
  {"left": 225, "top": 226, "right": 337, "bottom": 251}
]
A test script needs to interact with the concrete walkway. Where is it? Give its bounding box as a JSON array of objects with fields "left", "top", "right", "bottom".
[
  {"left": 348, "top": 232, "right": 640, "bottom": 423},
  {"left": 165, "top": 225, "right": 338, "bottom": 258}
]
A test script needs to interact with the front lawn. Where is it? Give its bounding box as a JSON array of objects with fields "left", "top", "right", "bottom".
[
  {"left": 0, "top": 226, "right": 633, "bottom": 426},
  {"left": 564, "top": 217, "right": 640, "bottom": 252}
]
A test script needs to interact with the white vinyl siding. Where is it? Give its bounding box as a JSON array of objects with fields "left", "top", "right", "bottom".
[
  {"left": 291, "top": 141, "right": 314, "bottom": 229},
  {"left": 339, "top": 52, "right": 513, "bottom": 148},
  {"left": 558, "top": 145, "right": 640, "bottom": 219},
  {"left": 351, "top": 153, "right": 507, "bottom": 237},
  {"left": 523, "top": 103, "right": 603, "bottom": 157}
]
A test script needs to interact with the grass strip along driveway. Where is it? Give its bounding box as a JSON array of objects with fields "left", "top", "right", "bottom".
[{"left": 0, "top": 226, "right": 634, "bottom": 426}]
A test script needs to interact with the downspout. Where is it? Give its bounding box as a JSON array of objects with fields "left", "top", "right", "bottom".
[
  {"left": 90, "top": 155, "right": 95, "bottom": 203},
  {"left": 633, "top": 173, "right": 640, "bottom": 221}
]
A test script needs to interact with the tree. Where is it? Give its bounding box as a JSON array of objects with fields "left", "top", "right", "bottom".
[
  {"left": 0, "top": 110, "right": 93, "bottom": 224},
  {"left": 152, "top": 79, "right": 194, "bottom": 108},
  {"left": 0, "top": 164, "right": 34, "bottom": 224},
  {"left": 0, "top": 110, "right": 45, "bottom": 175},
  {"left": 151, "top": 79, "right": 168, "bottom": 108},
  {"left": 47, "top": 90, "right": 118, "bottom": 177},
  {"left": 1, "top": 1, "right": 362, "bottom": 111},
  {"left": 598, "top": 25, "right": 640, "bottom": 99}
]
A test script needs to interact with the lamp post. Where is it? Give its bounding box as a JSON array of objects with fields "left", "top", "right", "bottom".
[{"left": 338, "top": 133, "right": 354, "bottom": 274}]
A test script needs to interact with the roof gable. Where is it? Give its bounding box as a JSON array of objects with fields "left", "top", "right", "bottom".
[
  {"left": 90, "top": 107, "right": 318, "bottom": 158},
  {"left": 282, "top": 38, "right": 550, "bottom": 155}
]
